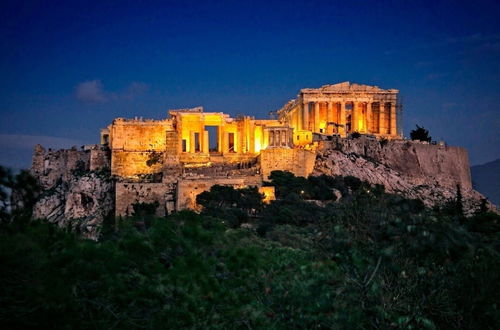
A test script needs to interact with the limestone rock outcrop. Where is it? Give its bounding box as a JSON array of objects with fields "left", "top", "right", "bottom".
[
  {"left": 313, "top": 137, "right": 491, "bottom": 214},
  {"left": 33, "top": 173, "right": 114, "bottom": 240},
  {"left": 31, "top": 145, "right": 114, "bottom": 240}
]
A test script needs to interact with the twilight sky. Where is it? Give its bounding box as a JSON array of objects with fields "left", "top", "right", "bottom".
[{"left": 0, "top": 0, "right": 499, "bottom": 168}]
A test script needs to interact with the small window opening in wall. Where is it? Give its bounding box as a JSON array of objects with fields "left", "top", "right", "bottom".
[
  {"left": 228, "top": 132, "right": 235, "bottom": 152},
  {"left": 297, "top": 135, "right": 300, "bottom": 140},
  {"left": 182, "top": 139, "right": 187, "bottom": 152},
  {"left": 319, "top": 128, "right": 324, "bottom": 133},
  {"left": 194, "top": 132, "right": 200, "bottom": 152}
]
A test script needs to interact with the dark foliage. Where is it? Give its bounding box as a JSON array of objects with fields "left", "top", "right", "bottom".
[
  {"left": 410, "top": 125, "right": 432, "bottom": 142},
  {"left": 1, "top": 167, "right": 499, "bottom": 329},
  {"left": 0, "top": 166, "right": 40, "bottom": 224}
]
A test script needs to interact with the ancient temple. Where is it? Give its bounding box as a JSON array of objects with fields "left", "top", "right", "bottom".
[{"left": 277, "top": 82, "right": 401, "bottom": 145}]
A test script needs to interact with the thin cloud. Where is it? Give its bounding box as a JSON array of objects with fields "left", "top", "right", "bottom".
[
  {"left": 0, "top": 134, "right": 86, "bottom": 150},
  {"left": 0, "top": 134, "right": 89, "bottom": 170},
  {"left": 75, "top": 80, "right": 149, "bottom": 104},
  {"left": 386, "top": 33, "right": 500, "bottom": 56},
  {"left": 75, "top": 80, "right": 107, "bottom": 103},
  {"left": 122, "top": 82, "right": 149, "bottom": 100},
  {"left": 446, "top": 33, "right": 500, "bottom": 44}
]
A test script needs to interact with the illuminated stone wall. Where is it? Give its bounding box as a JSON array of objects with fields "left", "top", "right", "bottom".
[
  {"left": 260, "top": 148, "right": 316, "bottom": 180},
  {"left": 109, "top": 118, "right": 173, "bottom": 152},
  {"left": 111, "top": 151, "right": 164, "bottom": 178},
  {"left": 176, "top": 176, "right": 263, "bottom": 210},
  {"left": 115, "top": 182, "right": 176, "bottom": 217}
]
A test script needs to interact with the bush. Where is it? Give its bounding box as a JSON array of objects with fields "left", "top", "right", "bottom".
[
  {"left": 410, "top": 125, "right": 432, "bottom": 142},
  {"left": 351, "top": 131, "right": 361, "bottom": 139},
  {"left": 196, "top": 185, "right": 264, "bottom": 218}
]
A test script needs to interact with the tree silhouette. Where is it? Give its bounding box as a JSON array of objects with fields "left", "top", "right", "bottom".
[{"left": 410, "top": 125, "right": 432, "bottom": 142}]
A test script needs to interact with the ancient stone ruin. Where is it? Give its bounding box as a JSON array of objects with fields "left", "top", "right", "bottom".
[{"left": 30, "top": 82, "right": 489, "bottom": 239}]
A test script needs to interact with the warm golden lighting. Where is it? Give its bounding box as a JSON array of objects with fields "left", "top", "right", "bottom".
[
  {"left": 259, "top": 186, "right": 276, "bottom": 204},
  {"left": 358, "top": 119, "right": 364, "bottom": 132}
]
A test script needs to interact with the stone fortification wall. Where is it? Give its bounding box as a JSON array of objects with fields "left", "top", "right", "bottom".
[
  {"left": 111, "top": 150, "right": 164, "bottom": 178},
  {"left": 32, "top": 144, "right": 111, "bottom": 189},
  {"left": 90, "top": 147, "right": 111, "bottom": 171},
  {"left": 260, "top": 148, "right": 316, "bottom": 180},
  {"left": 32, "top": 144, "right": 91, "bottom": 189},
  {"left": 115, "top": 181, "right": 176, "bottom": 217},
  {"left": 109, "top": 118, "right": 173, "bottom": 152},
  {"left": 176, "top": 176, "right": 262, "bottom": 210},
  {"left": 109, "top": 119, "right": 173, "bottom": 177}
]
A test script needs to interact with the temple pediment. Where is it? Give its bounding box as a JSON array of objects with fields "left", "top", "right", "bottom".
[{"left": 301, "top": 81, "right": 398, "bottom": 94}]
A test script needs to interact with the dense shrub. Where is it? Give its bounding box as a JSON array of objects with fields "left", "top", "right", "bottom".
[{"left": 410, "top": 125, "right": 432, "bottom": 142}]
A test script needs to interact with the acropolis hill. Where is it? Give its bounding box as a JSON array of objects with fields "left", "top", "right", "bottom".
[{"left": 30, "top": 82, "right": 488, "bottom": 239}]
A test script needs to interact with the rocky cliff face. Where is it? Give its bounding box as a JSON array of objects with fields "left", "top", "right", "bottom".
[
  {"left": 313, "top": 137, "right": 491, "bottom": 214},
  {"left": 31, "top": 145, "right": 114, "bottom": 240}
]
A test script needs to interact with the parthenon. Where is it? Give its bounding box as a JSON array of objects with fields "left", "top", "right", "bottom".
[{"left": 278, "top": 82, "right": 401, "bottom": 145}]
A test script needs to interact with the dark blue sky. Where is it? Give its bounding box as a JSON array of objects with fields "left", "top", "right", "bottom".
[{"left": 1, "top": 0, "right": 499, "bottom": 168}]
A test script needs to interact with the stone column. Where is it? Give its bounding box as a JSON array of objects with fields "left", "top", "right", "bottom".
[
  {"left": 314, "top": 102, "right": 320, "bottom": 132},
  {"left": 202, "top": 131, "right": 209, "bottom": 153},
  {"left": 366, "top": 102, "right": 372, "bottom": 134},
  {"left": 390, "top": 102, "right": 397, "bottom": 136},
  {"left": 339, "top": 102, "right": 346, "bottom": 136},
  {"left": 219, "top": 124, "right": 224, "bottom": 153},
  {"left": 327, "top": 102, "right": 333, "bottom": 134},
  {"left": 351, "top": 102, "right": 357, "bottom": 132},
  {"left": 363, "top": 103, "right": 368, "bottom": 133},
  {"left": 303, "top": 102, "right": 309, "bottom": 131},
  {"left": 379, "top": 102, "right": 386, "bottom": 135},
  {"left": 249, "top": 121, "right": 255, "bottom": 153},
  {"left": 190, "top": 131, "right": 196, "bottom": 153}
]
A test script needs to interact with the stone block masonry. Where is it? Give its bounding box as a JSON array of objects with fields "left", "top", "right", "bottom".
[
  {"left": 115, "top": 182, "right": 176, "bottom": 217},
  {"left": 260, "top": 148, "right": 316, "bottom": 180},
  {"left": 176, "top": 176, "right": 263, "bottom": 211}
]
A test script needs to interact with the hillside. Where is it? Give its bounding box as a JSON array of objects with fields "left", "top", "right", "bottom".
[
  {"left": 471, "top": 159, "right": 500, "bottom": 207},
  {"left": 1, "top": 169, "right": 499, "bottom": 329}
]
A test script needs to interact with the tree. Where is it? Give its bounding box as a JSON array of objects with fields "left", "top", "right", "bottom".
[
  {"left": 410, "top": 125, "right": 432, "bottom": 142},
  {"left": 0, "top": 166, "right": 40, "bottom": 223},
  {"left": 196, "top": 185, "right": 264, "bottom": 215}
]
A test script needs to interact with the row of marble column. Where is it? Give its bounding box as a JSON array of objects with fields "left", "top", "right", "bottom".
[{"left": 297, "top": 101, "right": 397, "bottom": 135}]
